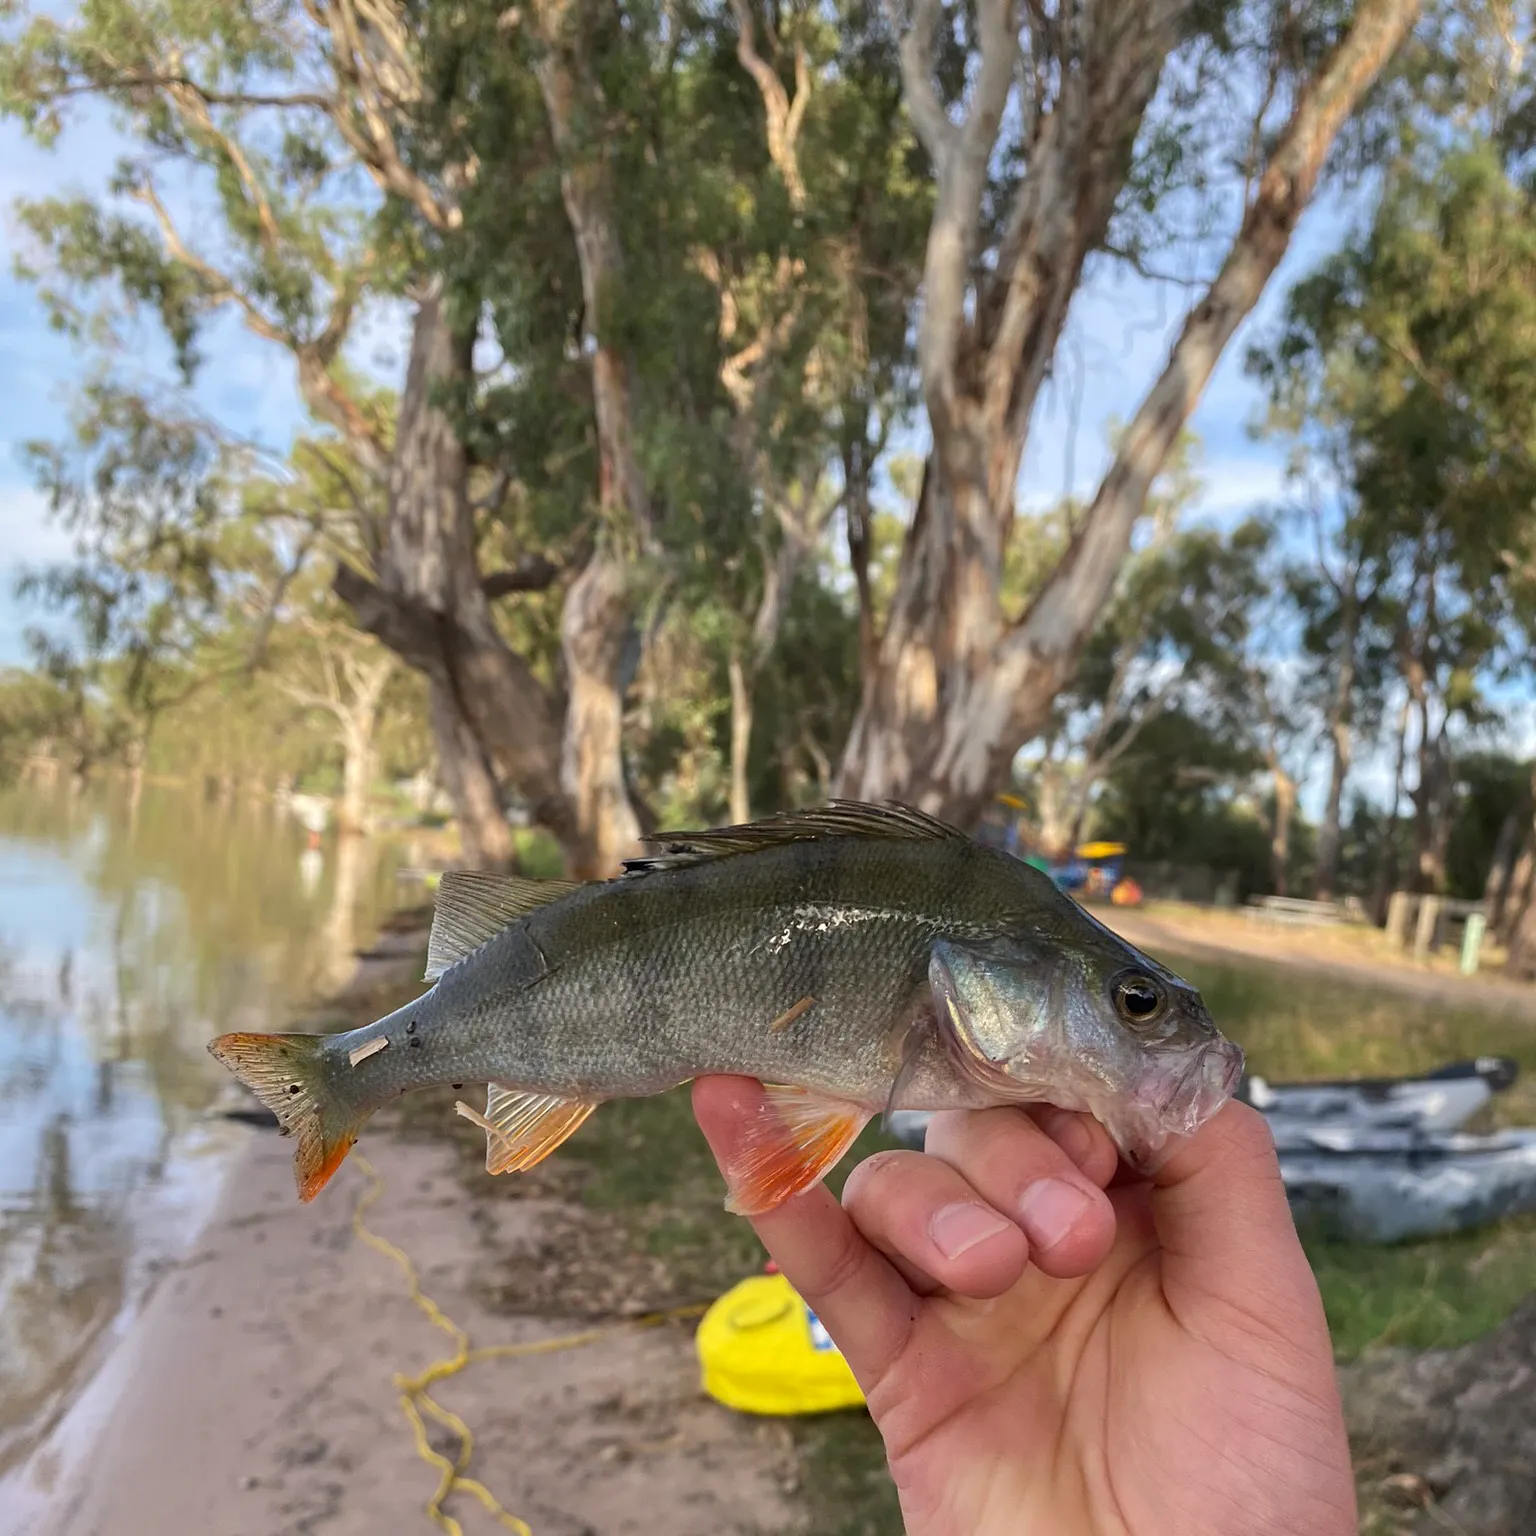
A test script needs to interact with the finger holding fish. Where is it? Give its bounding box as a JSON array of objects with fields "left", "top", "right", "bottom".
[
  {"left": 917, "top": 1106, "right": 1117, "bottom": 1277},
  {"left": 692, "top": 1074, "right": 919, "bottom": 1386},
  {"left": 692, "top": 1074, "right": 1128, "bottom": 1410}
]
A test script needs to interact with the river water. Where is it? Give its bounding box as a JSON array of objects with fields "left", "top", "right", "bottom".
[{"left": 0, "top": 780, "right": 405, "bottom": 1480}]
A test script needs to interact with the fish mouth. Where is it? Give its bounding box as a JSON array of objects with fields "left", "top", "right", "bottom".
[
  {"left": 1116, "top": 1038, "right": 1246, "bottom": 1168},
  {"left": 1164, "top": 1038, "right": 1245, "bottom": 1127}
]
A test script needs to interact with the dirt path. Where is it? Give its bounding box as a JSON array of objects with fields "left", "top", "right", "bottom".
[
  {"left": 1108, "top": 908, "right": 1536, "bottom": 1022},
  {"left": 12, "top": 1132, "right": 796, "bottom": 1536}
]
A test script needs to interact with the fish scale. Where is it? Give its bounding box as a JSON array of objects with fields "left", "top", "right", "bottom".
[
  {"left": 414, "top": 835, "right": 999, "bottom": 1098},
  {"left": 208, "top": 802, "right": 1244, "bottom": 1210}
]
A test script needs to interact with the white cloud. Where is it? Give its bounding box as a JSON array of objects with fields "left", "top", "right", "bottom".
[
  {"left": 0, "top": 484, "right": 73, "bottom": 565},
  {"left": 1195, "top": 457, "right": 1287, "bottom": 518}
]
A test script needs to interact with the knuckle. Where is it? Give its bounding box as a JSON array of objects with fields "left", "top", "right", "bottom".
[{"left": 841, "top": 1148, "right": 911, "bottom": 1210}]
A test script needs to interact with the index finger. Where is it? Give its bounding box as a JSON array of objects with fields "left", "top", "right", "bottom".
[{"left": 691, "top": 1075, "right": 917, "bottom": 1384}]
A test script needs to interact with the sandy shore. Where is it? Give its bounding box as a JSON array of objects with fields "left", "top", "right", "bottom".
[{"left": 4, "top": 1129, "right": 795, "bottom": 1536}]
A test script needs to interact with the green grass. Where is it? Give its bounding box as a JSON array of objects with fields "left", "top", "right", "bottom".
[
  {"left": 560, "top": 1086, "right": 906, "bottom": 1313},
  {"left": 1306, "top": 1216, "right": 1536, "bottom": 1358},
  {"left": 789, "top": 1415, "right": 903, "bottom": 1536}
]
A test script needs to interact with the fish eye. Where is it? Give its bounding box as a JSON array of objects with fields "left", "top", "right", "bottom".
[{"left": 1112, "top": 972, "right": 1167, "bottom": 1029}]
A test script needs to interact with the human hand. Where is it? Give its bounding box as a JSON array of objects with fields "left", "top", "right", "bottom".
[{"left": 692, "top": 1078, "right": 1355, "bottom": 1536}]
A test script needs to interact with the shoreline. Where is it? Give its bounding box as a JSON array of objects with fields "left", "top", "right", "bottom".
[
  {"left": 4, "top": 912, "right": 795, "bottom": 1536},
  {"left": 0, "top": 1116, "right": 254, "bottom": 1533}
]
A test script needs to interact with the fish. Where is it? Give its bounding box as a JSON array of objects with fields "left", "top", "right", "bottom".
[{"left": 209, "top": 801, "right": 1244, "bottom": 1213}]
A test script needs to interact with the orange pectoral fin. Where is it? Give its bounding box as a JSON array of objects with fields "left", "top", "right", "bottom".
[{"left": 722, "top": 1085, "right": 872, "bottom": 1216}]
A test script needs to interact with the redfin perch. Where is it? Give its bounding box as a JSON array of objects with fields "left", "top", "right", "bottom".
[{"left": 210, "top": 802, "right": 1243, "bottom": 1212}]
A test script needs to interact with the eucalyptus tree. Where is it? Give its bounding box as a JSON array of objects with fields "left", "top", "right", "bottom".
[
  {"left": 1022, "top": 479, "right": 1271, "bottom": 855},
  {"left": 833, "top": 0, "right": 1422, "bottom": 819},
  {"left": 1255, "top": 122, "right": 1536, "bottom": 910},
  {"left": 2, "top": 0, "right": 940, "bottom": 869},
  {"left": 15, "top": 386, "right": 294, "bottom": 790}
]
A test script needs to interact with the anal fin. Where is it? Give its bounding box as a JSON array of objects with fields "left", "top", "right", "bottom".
[
  {"left": 455, "top": 1085, "right": 598, "bottom": 1174},
  {"left": 723, "top": 1085, "right": 872, "bottom": 1216}
]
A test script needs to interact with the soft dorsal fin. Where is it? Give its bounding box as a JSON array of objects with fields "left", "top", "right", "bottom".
[
  {"left": 425, "top": 870, "right": 580, "bottom": 981},
  {"left": 622, "top": 799, "right": 961, "bottom": 875}
]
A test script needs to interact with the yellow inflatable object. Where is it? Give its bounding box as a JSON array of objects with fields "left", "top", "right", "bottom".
[
  {"left": 1075, "top": 841, "right": 1127, "bottom": 859},
  {"left": 696, "top": 1272, "right": 865, "bottom": 1416}
]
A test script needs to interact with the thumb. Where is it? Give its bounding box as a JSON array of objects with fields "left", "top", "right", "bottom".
[{"left": 1150, "top": 1102, "right": 1329, "bottom": 1346}]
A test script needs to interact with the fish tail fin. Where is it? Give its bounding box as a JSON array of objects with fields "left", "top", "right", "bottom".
[{"left": 208, "top": 1032, "right": 366, "bottom": 1202}]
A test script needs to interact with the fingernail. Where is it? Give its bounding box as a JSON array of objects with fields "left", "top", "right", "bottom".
[
  {"left": 1038, "top": 1109, "right": 1095, "bottom": 1169},
  {"left": 929, "top": 1201, "right": 1012, "bottom": 1260},
  {"left": 1017, "top": 1179, "right": 1091, "bottom": 1251}
]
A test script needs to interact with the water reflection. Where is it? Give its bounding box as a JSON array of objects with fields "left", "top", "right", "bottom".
[{"left": 0, "top": 779, "right": 404, "bottom": 1474}]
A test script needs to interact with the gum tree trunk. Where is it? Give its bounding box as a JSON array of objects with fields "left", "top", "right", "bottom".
[
  {"left": 837, "top": 0, "right": 1420, "bottom": 823},
  {"left": 335, "top": 285, "right": 573, "bottom": 868},
  {"left": 1314, "top": 593, "right": 1361, "bottom": 900},
  {"left": 531, "top": 0, "right": 654, "bottom": 875},
  {"left": 1271, "top": 769, "right": 1298, "bottom": 898}
]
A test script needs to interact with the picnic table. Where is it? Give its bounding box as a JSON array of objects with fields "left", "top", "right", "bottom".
[{"left": 1245, "top": 895, "right": 1346, "bottom": 927}]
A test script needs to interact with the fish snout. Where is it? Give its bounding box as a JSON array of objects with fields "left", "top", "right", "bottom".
[{"left": 1172, "top": 1038, "right": 1245, "bottom": 1128}]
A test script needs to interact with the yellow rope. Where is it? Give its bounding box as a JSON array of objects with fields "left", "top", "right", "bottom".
[{"left": 350, "top": 1153, "right": 708, "bottom": 1536}]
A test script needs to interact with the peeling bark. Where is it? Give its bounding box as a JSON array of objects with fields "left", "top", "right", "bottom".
[
  {"left": 334, "top": 285, "right": 569, "bottom": 868},
  {"left": 530, "top": 0, "right": 652, "bottom": 873},
  {"left": 839, "top": 0, "right": 1419, "bottom": 822},
  {"left": 558, "top": 554, "right": 642, "bottom": 877}
]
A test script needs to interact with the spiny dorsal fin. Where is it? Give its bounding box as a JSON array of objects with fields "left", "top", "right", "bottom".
[
  {"left": 425, "top": 871, "right": 580, "bottom": 981},
  {"left": 623, "top": 799, "right": 961, "bottom": 875},
  {"left": 454, "top": 1085, "right": 598, "bottom": 1174}
]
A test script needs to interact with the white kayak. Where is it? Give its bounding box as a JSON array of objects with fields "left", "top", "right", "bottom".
[
  {"left": 1276, "top": 1125, "right": 1536, "bottom": 1244},
  {"left": 1244, "top": 1056, "right": 1518, "bottom": 1139}
]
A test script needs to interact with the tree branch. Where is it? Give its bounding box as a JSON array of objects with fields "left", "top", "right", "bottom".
[
  {"left": 127, "top": 176, "right": 286, "bottom": 347},
  {"left": 899, "top": 0, "right": 1018, "bottom": 441},
  {"left": 332, "top": 561, "right": 450, "bottom": 677},
  {"left": 883, "top": 0, "right": 957, "bottom": 167},
  {"left": 482, "top": 554, "right": 562, "bottom": 599},
  {"left": 126, "top": 162, "right": 386, "bottom": 479},
  {"left": 1006, "top": 0, "right": 1420, "bottom": 712},
  {"left": 729, "top": 0, "right": 810, "bottom": 209},
  {"left": 310, "top": 0, "right": 461, "bottom": 231}
]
